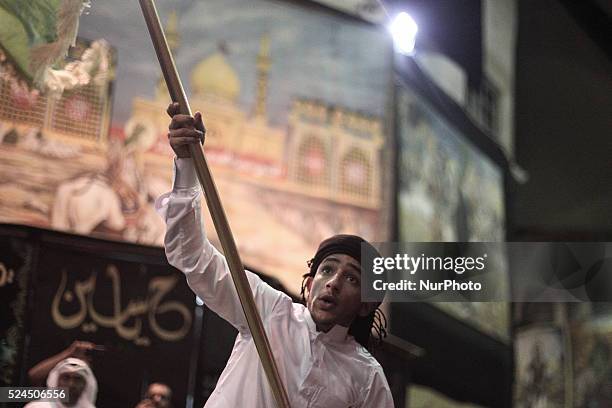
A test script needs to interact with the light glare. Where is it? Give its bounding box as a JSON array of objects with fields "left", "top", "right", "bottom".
[{"left": 389, "top": 12, "right": 418, "bottom": 55}]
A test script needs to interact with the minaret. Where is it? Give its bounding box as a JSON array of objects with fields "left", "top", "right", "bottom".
[
  {"left": 254, "top": 33, "right": 271, "bottom": 118},
  {"left": 156, "top": 11, "right": 180, "bottom": 100}
]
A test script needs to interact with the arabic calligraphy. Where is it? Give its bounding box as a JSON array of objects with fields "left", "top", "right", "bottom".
[
  {"left": 0, "top": 262, "right": 15, "bottom": 287},
  {"left": 51, "top": 265, "right": 192, "bottom": 346}
]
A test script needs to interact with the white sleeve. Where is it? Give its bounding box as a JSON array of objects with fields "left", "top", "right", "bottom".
[
  {"left": 155, "top": 158, "right": 288, "bottom": 333},
  {"left": 360, "top": 366, "right": 394, "bottom": 407}
]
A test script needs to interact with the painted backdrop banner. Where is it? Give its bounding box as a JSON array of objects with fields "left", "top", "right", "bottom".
[
  {"left": 396, "top": 82, "right": 508, "bottom": 340},
  {"left": 0, "top": 0, "right": 393, "bottom": 295}
]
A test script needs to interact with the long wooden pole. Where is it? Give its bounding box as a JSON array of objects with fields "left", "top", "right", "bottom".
[{"left": 138, "top": 2, "right": 291, "bottom": 407}]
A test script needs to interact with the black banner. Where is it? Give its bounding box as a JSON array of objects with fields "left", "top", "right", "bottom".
[
  {"left": 0, "top": 225, "right": 198, "bottom": 408},
  {"left": 0, "top": 230, "right": 33, "bottom": 388}
]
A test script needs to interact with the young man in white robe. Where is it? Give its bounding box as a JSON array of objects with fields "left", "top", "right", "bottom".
[{"left": 157, "top": 103, "right": 393, "bottom": 407}]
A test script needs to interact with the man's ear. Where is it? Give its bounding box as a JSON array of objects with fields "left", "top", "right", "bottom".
[
  {"left": 358, "top": 301, "right": 378, "bottom": 317},
  {"left": 304, "top": 276, "right": 314, "bottom": 300}
]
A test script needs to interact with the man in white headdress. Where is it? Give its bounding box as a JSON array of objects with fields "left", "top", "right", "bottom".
[{"left": 24, "top": 358, "right": 97, "bottom": 408}]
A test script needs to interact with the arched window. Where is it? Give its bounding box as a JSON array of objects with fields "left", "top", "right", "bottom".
[
  {"left": 340, "top": 147, "right": 371, "bottom": 197},
  {"left": 296, "top": 135, "right": 329, "bottom": 186}
]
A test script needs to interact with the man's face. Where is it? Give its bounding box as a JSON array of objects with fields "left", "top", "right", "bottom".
[
  {"left": 306, "top": 253, "right": 372, "bottom": 332},
  {"left": 146, "top": 383, "right": 172, "bottom": 408},
  {"left": 57, "top": 372, "right": 86, "bottom": 406}
]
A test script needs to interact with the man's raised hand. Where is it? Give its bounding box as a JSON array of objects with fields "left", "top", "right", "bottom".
[{"left": 167, "top": 102, "right": 206, "bottom": 158}]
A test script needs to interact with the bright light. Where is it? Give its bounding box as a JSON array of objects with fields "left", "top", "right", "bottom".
[{"left": 388, "top": 12, "right": 418, "bottom": 55}]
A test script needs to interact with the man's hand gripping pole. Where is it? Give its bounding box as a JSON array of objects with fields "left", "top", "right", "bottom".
[{"left": 138, "top": 2, "right": 291, "bottom": 407}]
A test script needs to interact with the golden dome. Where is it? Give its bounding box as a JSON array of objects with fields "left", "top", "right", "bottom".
[{"left": 190, "top": 52, "right": 240, "bottom": 101}]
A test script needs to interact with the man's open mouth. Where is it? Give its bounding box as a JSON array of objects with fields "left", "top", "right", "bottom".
[{"left": 317, "top": 295, "right": 337, "bottom": 309}]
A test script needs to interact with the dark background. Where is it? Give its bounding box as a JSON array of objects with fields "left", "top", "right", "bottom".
[{"left": 512, "top": 0, "right": 612, "bottom": 239}]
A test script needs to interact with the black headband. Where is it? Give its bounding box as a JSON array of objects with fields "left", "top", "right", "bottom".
[{"left": 308, "top": 234, "right": 381, "bottom": 277}]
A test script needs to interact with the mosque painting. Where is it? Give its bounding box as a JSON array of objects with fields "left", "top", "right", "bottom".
[{"left": 0, "top": 0, "right": 392, "bottom": 295}]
